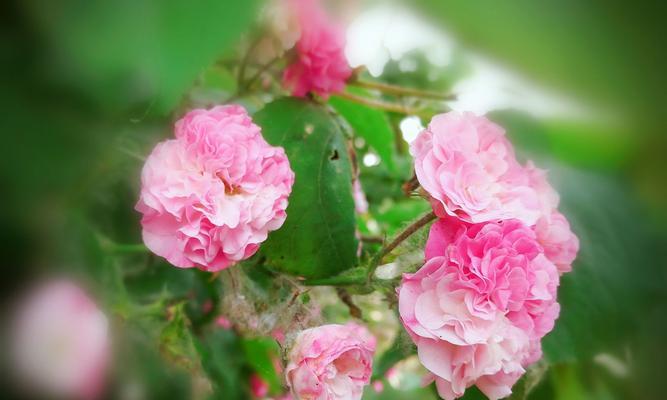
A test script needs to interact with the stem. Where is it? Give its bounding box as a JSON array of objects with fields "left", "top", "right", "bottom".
[
  {"left": 243, "top": 57, "right": 281, "bottom": 91},
  {"left": 352, "top": 80, "right": 455, "bottom": 101},
  {"left": 336, "top": 288, "right": 363, "bottom": 319},
  {"left": 237, "top": 35, "right": 263, "bottom": 91},
  {"left": 367, "top": 211, "right": 436, "bottom": 281},
  {"left": 334, "top": 91, "right": 427, "bottom": 117},
  {"left": 360, "top": 235, "right": 384, "bottom": 244},
  {"left": 402, "top": 174, "right": 420, "bottom": 195}
]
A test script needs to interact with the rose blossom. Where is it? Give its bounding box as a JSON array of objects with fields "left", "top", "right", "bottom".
[
  {"left": 399, "top": 218, "right": 561, "bottom": 399},
  {"left": 136, "top": 105, "right": 294, "bottom": 272},
  {"left": 525, "top": 162, "right": 579, "bottom": 274},
  {"left": 282, "top": 0, "right": 352, "bottom": 98},
  {"left": 285, "top": 323, "right": 376, "bottom": 400},
  {"left": 11, "top": 281, "right": 109, "bottom": 400},
  {"left": 410, "top": 112, "right": 541, "bottom": 225},
  {"left": 250, "top": 373, "right": 269, "bottom": 398}
]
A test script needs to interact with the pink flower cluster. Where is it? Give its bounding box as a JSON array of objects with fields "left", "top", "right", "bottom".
[
  {"left": 281, "top": 0, "right": 352, "bottom": 98},
  {"left": 285, "top": 323, "right": 376, "bottom": 400},
  {"left": 400, "top": 112, "right": 579, "bottom": 399},
  {"left": 12, "top": 281, "right": 109, "bottom": 400},
  {"left": 136, "top": 105, "right": 294, "bottom": 272}
]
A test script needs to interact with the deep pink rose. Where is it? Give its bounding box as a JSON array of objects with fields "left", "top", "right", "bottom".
[
  {"left": 12, "top": 281, "right": 109, "bottom": 400},
  {"left": 525, "top": 163, "right": 579, "bottom": 274},
  {"left": 399, "top": 218, "right": 561, "bottom": 399},
  {"left": 250, "top": 373, "right": 269, "bottom": 398},
  {"left": 136, "top": 105, "right": 294, "bottom": 272},
  {"left": 410, "top": 112, "right": 541, "bottom": 225},
  {"left": 282, "top": 0, "right": 352, "bottom": 98},
  {"left": 285, "top": 323, "right": 376, "bottom": 400}
]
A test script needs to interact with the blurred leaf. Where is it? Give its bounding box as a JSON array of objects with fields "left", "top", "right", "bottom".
[
  {"left": 160, "top": 302, "right": 199, "bottom": 370},
  {"left": 254, "top": 98, "right": 358, "bottom": 279},
  {"left": 23, "top": 0, "right": 259, "bottom": 113},
  {"left": 241, "top": 337, "right": 283, "bottom": 395},
  {"left": 197, "top": 329, "right": 247, "bottom": 400},
  {"left": 415, "top": 0, "right": 667, "bottom": 123},
  {"left": 491, "top": 111, "right": 636, "bottom": 171},
  {"left": 372, "top": 331, "right": 416, "bottom": 380},
  {"left": 540, "top": 166, "right": 664, "bottom": 362},
  {"left": 330, "top": 88, "right": 399, "bottom": 174}
]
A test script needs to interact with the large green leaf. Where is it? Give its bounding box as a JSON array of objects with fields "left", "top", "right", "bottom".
[
  {"left": 254, "top": 98, "right": 358, "bottom": 279},
  {"left": 23, "top": 0, "right": 259, "bottom": 113},
  {"left": 540, "top": 166, "right": 664, "bottom": 362}
]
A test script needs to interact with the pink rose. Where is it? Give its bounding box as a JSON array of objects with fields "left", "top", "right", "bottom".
[
  {"left": 525, "top": 163, "right": 579, "bottom": 274},
  {"left": 12, "top": 281, "right": 109, "bottom": 400},
  {"left": 136, "top": 105, "right": 294, "bottom": 272},
  {"left": 282, "top": 0, "right": 352, "bottom": 99},
  {"left": 410, "top": 112, "right": 541, "bottom": 225},
  {"left": 399, "top": 218, "right": 561, "bottom": 399},
  {"left": 250, "top": 373, "right": 269, "bottom": 398},
  {"left": 285, "top": 323, "right": 376, "bottom": 400}
]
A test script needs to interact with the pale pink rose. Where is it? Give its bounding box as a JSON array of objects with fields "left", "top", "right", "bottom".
[
  {"left": 282, "top": 0, "right": 352, "bottom": 98},
  {"left": 534, "top": 211, "right": 579, "bottom": 274},
  {"left": 399, "top": 218, "right": 561, "bottom": 399},
  {"left": 250, "top": 373, "right": 270, "bottom": 398},
  {"left": 410, "top": 112, "right": 541, "bottom": 225},
  {"left": 525, "top": 163, "right": 579, "bottom": 274},
  {"left": 285, "top": 323, "right": 376, "bottom": 400},
  {"left": 136, "top": 105, "right": 294, "bottom": 272},
  {"left": 12, "top": 281, "right": 109, "bottom": 400}
]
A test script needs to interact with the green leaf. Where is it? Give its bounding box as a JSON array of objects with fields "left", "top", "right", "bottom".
[
  {"left": 330, "top": 88, "right": 399, "bottom": 174},
  {"left": 540, "top": 167, "right": 664, "bottom": 362},
  {"left": 254, "top": 98, "right": 359, "bottom": 279},
  {"left": 159, "top": 303, "right": 199, "bottom": 370},
  {"left": 241, "top": 338, "right": 283, "bottom": 395},
  {"left": 196, "top": 329, "right": 247, "bottom": 400},
  {"left": 24, "top": 0, "right": 259, "bottom": 113}
]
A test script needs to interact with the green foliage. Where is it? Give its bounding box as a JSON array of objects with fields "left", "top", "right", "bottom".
[
  {"left": 255, "top": 98, "right": 359, "bottom": 279},
  {"left": 241, "top": 337, "right": 283, "bottom": 395},
  {"left": 22, "top": 0, "right": 260, "bottom": 113},
  {"left": 330, "top": 88, "right": 399, "bottom": 174}
]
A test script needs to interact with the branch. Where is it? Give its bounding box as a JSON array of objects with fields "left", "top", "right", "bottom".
[
  {"left": 334, "top": 91, "right": 428, "bottom": 117},
  {"left": 351, "top": 79, "right": 456, "bottom": 101},
  {"left": 336, "top": 287, "right": 363, "bottom": 319},
  {"left": 367, "top": 211, "right": 436, "bottom": 281}
]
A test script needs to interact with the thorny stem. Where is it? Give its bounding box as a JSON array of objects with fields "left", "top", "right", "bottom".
[
  {"left": 351, "top": 79, "right": 456, "bottom": 101},
  {"left": 334, "top": 91, "right": 429, "bottom": 117},
  {"left": 367, "top": 211, "right": 436, "bottom": 282},
  {"left": 336, "top": 287, "right": 363, "bottom": 319}
]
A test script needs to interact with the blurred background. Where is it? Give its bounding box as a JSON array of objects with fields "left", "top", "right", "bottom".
[{"left": 1, "top": 0, "right": 666, "bottom": 399}]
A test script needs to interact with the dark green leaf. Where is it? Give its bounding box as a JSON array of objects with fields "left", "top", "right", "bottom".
[
  {"left": 254, "top": 98, "right": 358, "bottom": 279},
  {"left": 24, "top": 0, "right": 259, "bottom": 113}
]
